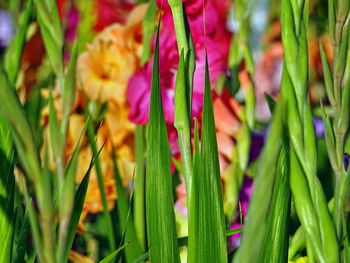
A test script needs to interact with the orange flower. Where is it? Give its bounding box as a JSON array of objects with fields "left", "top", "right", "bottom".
[
  {"left": 69, "top": 251, "right": 94, "bottom": 263},
  {"left": 213, "top": 92, "right": 242, "bottom": 174},
  {"left": 66, "top": 4, "right": 146, "bottom": 219},
  {"left": 40, "top": 4, "right": 148, "bottom": 232},
  {"left": 77, "top": 4, "right": 147, "bottom": 105},
  {"left": 66, "top": 113, "right": 134, "bottom": 219}
]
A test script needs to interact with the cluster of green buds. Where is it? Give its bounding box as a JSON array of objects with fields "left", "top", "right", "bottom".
[
  {"left": 281, "top": 0, "right": 339, "bottom": 262},
  {"left": 321, "top": 0, "right": 350, "bottom": 244}
]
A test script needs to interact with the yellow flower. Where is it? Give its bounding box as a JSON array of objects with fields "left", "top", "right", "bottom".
[
  {"left": 73, "top": 121, "right": 117, "bottom": 215},
  {"left": 40, "top": 4, "right": 148, "bottom": 230},
  {"left": 67, "top": 114, "right": 134, "bottom": 217},
  {"left": 289, "top": 256, "right": 308, "bottom": 263},
  {"left": 77, "top": 4, "right": 147, "bottom": 105},
  {"left": 105, "top": 102, "right": 134, "bottom": 147}
]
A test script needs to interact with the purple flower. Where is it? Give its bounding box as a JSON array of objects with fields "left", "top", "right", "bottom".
[
  {"left": 344, "top": 153, "right": 350, "bottom": 171},
  {"left": 249, "top": 131, "right": 265, "bottom": 163},
  {"left": 0, "top": 10, "right": 14, "bottom": 50},
  {"left": 228, "top": 221, "right": 243, "bottom": 252},
  {"left": 313, "top": 117, "right": 324, "bottom": 138}
]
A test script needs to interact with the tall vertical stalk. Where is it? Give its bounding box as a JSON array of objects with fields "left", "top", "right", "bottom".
[
  {"left": 281, "top": 0, "right": 339, "bottom": 261},
  {"left": 321, "top": 0, "right": 350, "bottom": 240}
]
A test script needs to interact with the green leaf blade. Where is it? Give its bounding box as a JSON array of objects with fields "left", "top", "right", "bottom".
[
  {"left": 0, "top": 115, "right": 15, "bottom": 263},
  {"left": 260, "top": 146, "right": 291, "bottom": 263},
  {"left": 233, "top": 98, "right": 285, "bottom": 263},
  {"left": 189, "top": 57, "right": 227, "bottom": 263},
  {"left": 145, "top": 27, "right": 180, "bottom": 263}
]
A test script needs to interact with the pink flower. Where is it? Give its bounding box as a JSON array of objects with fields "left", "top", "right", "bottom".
[
  {"left": 94, "top": 0, "right": 134, "bottom": 31},
  {"left": 65, "top": 5, "right": 79, "bottom": 42},
  {"left": 127, "top": 0, "right": 230, "bottom": 125}
]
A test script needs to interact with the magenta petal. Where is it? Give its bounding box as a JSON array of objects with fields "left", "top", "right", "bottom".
[
  {"left": 127, "top": 60, "right": 176, "bottom": 124},
  {"left": 127, "top": 0, "right": 230, "bottom": 127},
  {"left": 127, "top": 62, "right": 152, "bottom": 125}
]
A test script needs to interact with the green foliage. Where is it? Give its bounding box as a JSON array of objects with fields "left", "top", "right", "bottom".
[
  {"left": 188, "top": 58, "right": 227, "bottom": 263},
  {"left": 141, "top": 0, "right": 158, "bottom": 65},
  {"left": 98, "top": 243, "right": 129, "bottom": 263},
  {"left": 4, "top": 0, "right": 33, "bottom": 84},
  {"left": 133, "top": 125, "right": 146, "bottom": 250},
  {"left": 233, "top": 99, "right": 285, "bottom": 263},
  {"left": 86, "top": 116, "right": 116, "bottom": 251},
  {"left": 0, "top": 114, "right": 15, "bottom": 263},
  {"left": 145, "top": 27, "right": 180, "bottom": 263},
  {"left": 113, "top": 156, "right": 143, "bottom": 262},
  {"left": 1, "top": 0, "right": 349, "bottom": 262},
  {"left": 13, "top": 209, "right": 31, "bottom": 263},
  {"left": 62, "top": 146, "right": 104, "bottom": 263},
  {"left": 260, "top": 145, "right": 291, "bottom": 263},
  {"left": 35, "top": 0, "right": 64, "bottom": 77}
]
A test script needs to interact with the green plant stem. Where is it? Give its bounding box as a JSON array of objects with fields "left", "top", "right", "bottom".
[
  {"left": 134, "top": 125, "right": 146, "bottom": 250},
  {"left": 167, "top": 0, "right": 189, "bottom": 55},
  {"left": 169, "top": 3, "right": 194, "bottom": 200},
  {"left": 328, "top": 1, "right": 350, "bottom": 241},
  {"left": 23, "top": 191, "right": 44, "bottom": 263},
  {"left": 174, "top": 52, "right": 193, "bottom": 198},
  {"left": 288, "top": 227, "right": 306, "bottom": 260}
]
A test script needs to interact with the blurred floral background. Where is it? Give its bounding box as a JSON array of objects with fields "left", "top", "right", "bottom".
[{"left": 0, "top": 0, "right": 337, "bottom": 262}]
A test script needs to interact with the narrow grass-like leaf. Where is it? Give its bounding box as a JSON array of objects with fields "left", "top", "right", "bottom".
[
  {"left": 264, "top": 92, "right": 276, "bottom": 113},
  {"left": 13, "top": 208, "right": 30, "bottom": 263},
  {"left": 35, "top": 0, "right": 64, "bottom": 77},
  {"left": 62, "top": 145, "right": 104, "bottom": 263},
  {"left": 141, "top": 0, "right": 158, "bottom": 65},
  {"left": 98, "top": 243, "right": 129, "bottom": 263},
  {"left": 0, "top": 115, "right": 15, "bottom": 263},
  {"left": 233, "top": 98, "right": 285, "bottom": 263},
  {"left": 0, "top": 68, "right": 41, "bottom": 183},
  {"left": 4, "top": 0, "right": 33, "bottom": 84},
  {"left": 190, "top": 57, "right": 227, "bottom": 263},
  {"left": 260, "top": 145, "right": 291, "bottom": 263},
  {"left": 61, "top": 41, "right": 78, "bottom": 135},
  {"left": 131, "top": 252, "right": 149, "bottom": 263},
  {"left": 319, "top": 42, "right": 335, "bottom": 106},
  {"left": 23, "top": 191, "right": 43, "bottom": 263},
  {"left": 145, "top": 27, "right": 180, "bottom": 263},
  {"left": 134, "top": 125, "right": 146, "bottom": 250},
  {"left": 57, "top": 121, "right": 86, "bottom": 263},
  {"left": 188, "top": 118, "right": 200, "bottom": 262},
  {"left": 112, "top": 156, "right": 143, "bottom": 262},
  {"left": 328, "top": 0, "right": 336, "bottom": 43},
  {"left": 85, "top": 116, "right": 116, "bottom": 251}
]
